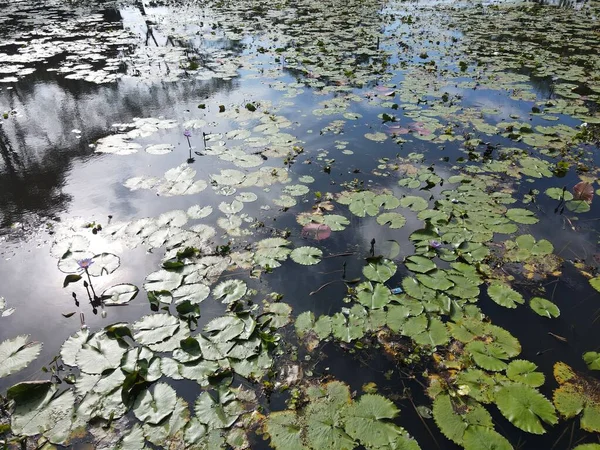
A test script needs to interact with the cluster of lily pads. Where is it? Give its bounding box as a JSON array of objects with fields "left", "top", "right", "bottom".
[{"left": 1, "top": 0, "right": 600, "bottom": 448}]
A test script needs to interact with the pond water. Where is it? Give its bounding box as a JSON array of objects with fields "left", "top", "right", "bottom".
[{"left": 0, "top": 0, "right": 599, "bottom": 449}]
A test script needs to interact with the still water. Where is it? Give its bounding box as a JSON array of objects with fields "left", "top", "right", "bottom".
[{"left": 0, "top": 0, "right": 599, "bottom": 448}]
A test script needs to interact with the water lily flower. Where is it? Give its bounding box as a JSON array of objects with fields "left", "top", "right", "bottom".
[
  {"left": 77, "top": 258, "right": 94, "bottom": 270},
  {"left": 183, "top": 130, "right": 192, "bottom": 137},
  {"left": 429, "top": 240, "right": 442, "bottom": 249}
]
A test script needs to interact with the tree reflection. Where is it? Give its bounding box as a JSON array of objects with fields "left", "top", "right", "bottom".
[{"left": 0, "top": 0, "right": 243, "bottom": 235}]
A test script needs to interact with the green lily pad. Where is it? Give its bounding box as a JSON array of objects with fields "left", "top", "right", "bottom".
[
  {"left": 432, "top": 394, "right": 492, "bottom": 445},
  {"left": 365, "top": 132, "right": 387, "bottom": 142},
  {"left": 462, "top": 427, "right": 513, "bottom": 450},
  {"left": 0, "top": 335, "right": 42, "bottom": 379},
  {"left": 405, "top": 255, "right": 437, "bottom": 274},
  {"left": 290, "top": 247, "right": 323, "bottom": 265},
  {"left": 133, "top": 314, "right": 180, "bottom": 346},
  {"left": 506, "top": 208, "right": 538, "bottom": 224},
  {"left": 363, "top": 259, "right": 397, "bottom": 283},
  {"left": 87, "top": 253, "right": 121, "bottom": 277},
  {"left": 265, "top": 411, "right": 306, "bottom": 450},
  {"left": 356, "top": 282, "right": 391, "bottom": 310},
  {"left": 400, "top": 196, "right": 428, "bottom": 211},
  {"left": 495, "top": 383, "right": 557, "bottom": 434},
  {"left": 213, "top": 279, "right": 247, "bottom": 303},
  {"left": 377, "top": 212, "right": 406, "bottom": 229},
  {"left": 101, "top": 284, "right": 139, "bottom": 305},
  {"left": 133, "top": 382, "right": 177, "bottom": 425},
  {"left": 487, "top": 282, "right": 524, "bottom": 309},
  {"left": 529, "top": 297, "right": 560, "bottom": 318},
  {"left": 506, "top": 360, "right": 545, "bottom": 387},
  {"left": 583, "top": 352, "right": 600, "bottom": 371}
]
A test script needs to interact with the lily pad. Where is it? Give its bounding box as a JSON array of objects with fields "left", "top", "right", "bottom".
[
  {"left": 363, "top": 259, "right": 397, "bottom": 283},
  {"left": 529, "top": 297, "right": 560, "bottom": 318},
  {"left": 487, "top": 282, "right": 524, "bottom": 309},
  {"left": 133, "top": 382, "right": 177, "bottom": 425},
  {"left": 377, "top": 212, "right": 406, "bottom": 229},
  {"left": 290, "top": 247, "right": 323, "bottom": 265},
  {"left": 213, "top": 279, "right": 248, "bottom": 304},
  {"left": 101, "top": 284, "right": 139, "bottom": 305},
  {"left": 495, "top": 383, "right": 557, "bottom": 434},
  {"left": 583, "top": 352, "right": 600, "bottom": 371},
  {"left": 0, "top": 335, "right": 42, "bottom": 379}
]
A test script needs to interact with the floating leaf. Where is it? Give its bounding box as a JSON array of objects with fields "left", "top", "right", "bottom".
[
  {"left": 573, "top": 181, "right": 594, "bottom": 203},
  {"left": 405, "top": 256, "right": 436, "bottom": 274},
  {"left": 76, "top": 334, "right": 126, "bottom": 374},
  {"left": 399, "top": 196, "right": 428, "bottom": 212},
  {"left": 295, "top": 312, "right": 315, "bottom": 339},
  {"left": 363, "top": 259, "right": 397, "bottom": 283},
  {"left": 432, "top": 394, "right": 492, "bottom": 445},
  {"left": 133, "top": 382, "right": 177, "bottom": 425},
  {"left": 344, "top": 394, "right": 402, "bottom": 448},
  {"left": 195, "top": 391, "right": 242, "bottom": 430},
  {"left": 590, "top": 277, "right": 600, "bottom": 293},
  {"left": 301, "top": 223, "right": 332, "bottom": 241},
  {"left": 11, "top": 385, "right": 75, "bottom": 441},
  {"left": 356, "top": 282, "right": 391, "bottom": 310},
  {"left": 187, "top": 205, "right": 213, "bottom": 219},
  {"left": 566, "top": 200, "right": 591, "bottom": 213},
  {"left": 265, "top": 411, "right": 306, "bottom": 450},
  {"left": 466, "top": 341, "right": 509, "bottom": 372},
  {"left": 290, "top": 247, "right": 323, "bottom": 265},
  {"left": 583, "top": 352, "right": 600, "bottom": 371},
  {"left": 506, "top": 208, "right": 538, "bottom": 224},
  {"left": 462, "top": 427, "right": 513, "bottom": 450},
  {"left": 213, "top": 279, "right": 247, "bottom": 303},
  {"left": 50, "top": 235, "right": 90, "bottom": 259},
  {"left": 545, "top": 187, "right": 573, "bottom": 201},
  {"left": 495, "top": 383, "right": 557, "bottom": 434},
  {"left": 87, "top": 253, "right": 121, "bottom": 277},
  {"left": 529, "top": 297, "right": 560, "bottom": 318},
  {"left": 59, "top": 331, "right": 88, "bottom": 370},
  {"left": 172, "top": 283, "right": 211, "bottom": 304},
  {"left": 377, "top": 212, "right": 406, "bottom": 229},
  {"left": 553, "top": 362, "right": 600, "bottom": 432},
  {"left": 487, "top": 282, "right": 524, "bottom": 309},
  {"left": 144, "top": 270, "right": 183, "bottom": 292},
  {"left": 365, "top": 132, "right": 387, "bottom": 142},
  {"left": 146, "top": 143, "right": 174, "bottom": 155},
  {"left": 133, "top": 314, "right": 180, "bottom": 346},
  {"left": 204, "top": 316, "right": 245, "bottom": 343},
  {"left": 0, "top": 335, "right": 42, "bottom": 379},
  {"left": 102, "top": 284, "right": 139, "bottom": 305},
  {"left": 506, "top": 360, "right": 545, "bottom": 387}
]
